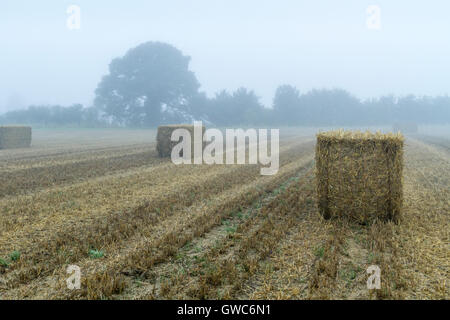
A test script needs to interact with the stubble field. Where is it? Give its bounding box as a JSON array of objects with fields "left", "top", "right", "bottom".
[{"left": 0, "top": 128, "right": 448, "bottom": 300}]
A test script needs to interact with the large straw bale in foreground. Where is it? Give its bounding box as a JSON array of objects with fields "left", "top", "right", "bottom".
[
  {"left": 316, "top": 130, "right": 403, "bottom": 224},
  {"left": 0, "top": 126, "right": 32, "bottom": 149},
  {"left": 156, "top": 124, "right": 205, "bottom": 158}
]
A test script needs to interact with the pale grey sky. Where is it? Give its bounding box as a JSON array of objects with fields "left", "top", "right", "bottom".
[{"left": 1, "top": 0, "right": 449, "bottom": 112}]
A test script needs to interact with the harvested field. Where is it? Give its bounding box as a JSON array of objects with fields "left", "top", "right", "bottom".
[{"left": 0, "top": 129, "right": 448, "bottom": 300}]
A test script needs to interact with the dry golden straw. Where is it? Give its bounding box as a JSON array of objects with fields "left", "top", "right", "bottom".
[
  {"left": 315, "top": 130, "right": 404, "bottom": 224},
  {"left": 0, "top": 126, "right": 32, "bottom": 149}
]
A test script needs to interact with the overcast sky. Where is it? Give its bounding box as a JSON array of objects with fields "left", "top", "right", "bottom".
[{"left": 1, "top": 0, "right": 449, "bottom": 112}]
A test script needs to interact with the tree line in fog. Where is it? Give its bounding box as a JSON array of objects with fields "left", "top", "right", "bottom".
[{"left": 1, "top": 42, "right": 449, "bottom": 127}]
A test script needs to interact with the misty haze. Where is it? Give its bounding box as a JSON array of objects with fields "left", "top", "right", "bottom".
[{"left": 0, "top": 0, "right": 448, "bottom": 305}]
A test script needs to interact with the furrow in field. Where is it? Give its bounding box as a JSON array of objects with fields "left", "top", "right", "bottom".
[
  {"left": 0, "top": 163, "right": 253, "bottom": 289},
  {"left": 0, "top": 128, "right": 158, "bottom": 163},
  {"left": 0, "top": 139, "right": 308, "bottom": 235},
  {"left": 133, "top": 167, "right": 316, "bottom": 300},
  {"left": 0, "top": 149, "right": 164, "bottom": 198},
  {"left": 0, "top": 164, "right": 256, "bottom": 293},
  {"left": 0, "top": 161, "right": 181, "bottom": 235},
  {"left": 240, "top": 188, "right": 331, "bottom": 299},
  {"left": 60, "top": 153, "right": 315, "bottom": 299},
  {"left": 387, "top": 140, "right": 449, "bottom": 299},
  {"left": 0, "top": 141, "right": 153, "bottom": 162},
  {"left": 0, "top": 137, "right": 303, "bottom": 198},
  {"left": 0, "top": 140, "right": 314, "bottom": 295},
  {"left": 0, "top": 143, "right": 155, "bottom": 171}
]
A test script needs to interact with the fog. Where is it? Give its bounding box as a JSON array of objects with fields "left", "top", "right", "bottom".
[{"left": 1, "top": 1, "right": 450, "bottom": 116}]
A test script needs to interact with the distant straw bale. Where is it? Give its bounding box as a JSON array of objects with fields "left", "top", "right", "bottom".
[
  {"left": 315, "top": 130, "right": 403, "bottom": 224},
  {"left": 0, "top": 126, "right": 32, "bottom": 149},
  {"left": 156, "top": 124, "right": 205, "bottom": 158}
]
